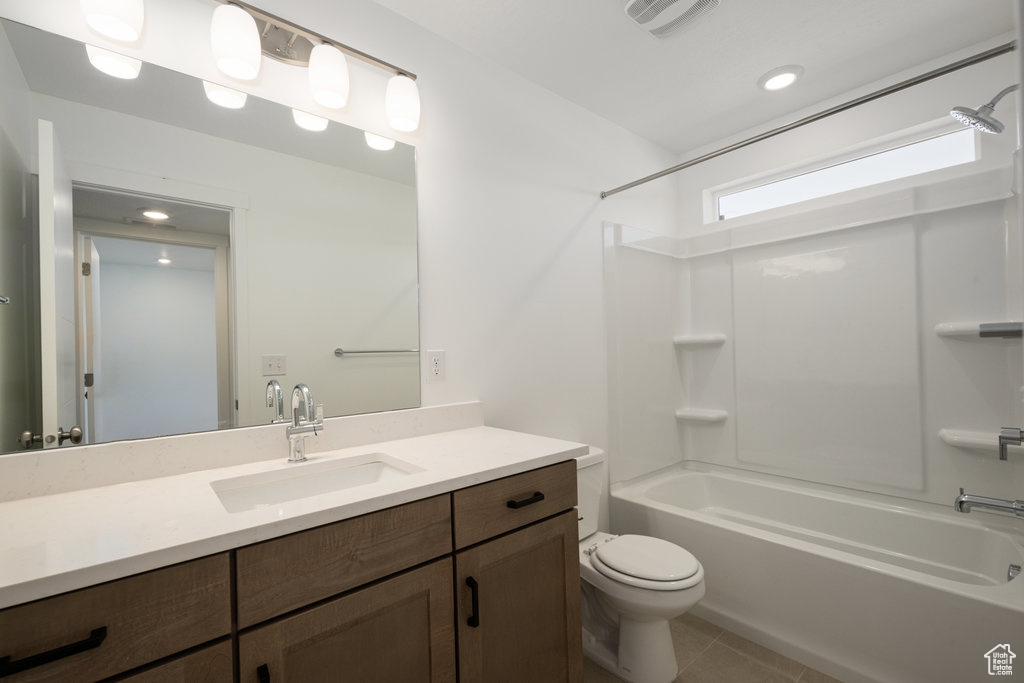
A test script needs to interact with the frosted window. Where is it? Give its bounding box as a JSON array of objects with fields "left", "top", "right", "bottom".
[{"left": 717, "top": 129, "right": 976, "bottom": 220}]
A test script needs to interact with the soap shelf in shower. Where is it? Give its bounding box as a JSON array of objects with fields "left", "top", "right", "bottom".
[
  {"left": 938, "top": 429, "right": 998, "bottom": 452},
  {"left": 673, "top": 334, "right": 727, "bottom": 348},
  {"left": 675, "top": 408, "right": 728, "bottom": 423},
  {"left": 934, "top": 322, "right": 1022, "bottom": 339}
]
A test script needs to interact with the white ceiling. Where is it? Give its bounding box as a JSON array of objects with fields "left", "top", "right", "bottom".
[{"left": 371, "top": 0, "right": 1015, "bottom": 154}]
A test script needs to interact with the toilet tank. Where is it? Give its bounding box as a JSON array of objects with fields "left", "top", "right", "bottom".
[{"left": 575, "top": 447, "right": 606, "bottom": 540}]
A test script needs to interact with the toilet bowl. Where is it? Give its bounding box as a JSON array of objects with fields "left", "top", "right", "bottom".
[{"left": 576, "top": 450, "right": 705, "bottom": 683}]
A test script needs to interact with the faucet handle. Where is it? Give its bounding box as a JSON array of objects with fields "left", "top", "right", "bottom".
[{"left": 998, "top": 427, "right": 1023, "bottom": 461}]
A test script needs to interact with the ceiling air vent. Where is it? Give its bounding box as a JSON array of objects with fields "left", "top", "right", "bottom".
[{"left": 624, "top": 0, "right": 720, "bottom": 38}]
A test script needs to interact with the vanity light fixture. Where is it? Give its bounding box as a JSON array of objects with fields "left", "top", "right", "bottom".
[
  {"left": 385, "top": 75, "right": 421, "bottom": 132},
  {"left": 142, "top": 209, "right": 170, "bottom": 220},
  {"left": 292, "top": 109, "right": 328, "bottom": 132},
  {"left": 364, "top": 132, "right": 396, "bottom": 151},
  {"left": 85, "top": 44, "right": 142, "bottom": 79},
  {"left": 80, "top": 0, "right": 145, "bottom": 42},
  {"left": 308, "top": 43, "right": 350, "bottom": 109},
  {"left": 203, "top": 80, "right": 248, "bottom": 109},
  {"left": 210, "top": 3, "right": 261, "bottom": 81},
  {"left": 211, "top": 0, "right": 420, "bottom": 132},
  {"left": 758, "top": 65, "right": 804, "bottom": 91}
]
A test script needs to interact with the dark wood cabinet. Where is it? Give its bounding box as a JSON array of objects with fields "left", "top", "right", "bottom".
[
  {"left": 0, "top": 555, "right": 230, "bottom": 682},
  {"left": 455, "top": 511, "right": 582, "bottom": 683},
  {"left": 239, "top": 559, "right": 455, "bottom": 683}
]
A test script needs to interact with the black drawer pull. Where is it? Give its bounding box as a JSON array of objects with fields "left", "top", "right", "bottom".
[
  {"left": 0, "top": 626, "right": 107, "bottom": 677},
  {"left": 466, "top": 576, "right": 480, "bottom": 628},
  {"left": 257, "top": 663, "right": 271, "bottom": 683},
  {"left": 507, "top": 491, "right": 545, "bottom": 509}
]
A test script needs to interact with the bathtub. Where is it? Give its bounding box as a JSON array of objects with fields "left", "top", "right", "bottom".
[{"left": 610, "top": 464, "right": 1024, "bottom": 683}]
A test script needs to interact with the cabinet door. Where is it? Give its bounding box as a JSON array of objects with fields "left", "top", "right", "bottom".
[
  {"left": 239, "top": 558, "right": 455, "bottom": 683},
  {"left": 455, "top": 511, "right": 582, "bottom": 683}
]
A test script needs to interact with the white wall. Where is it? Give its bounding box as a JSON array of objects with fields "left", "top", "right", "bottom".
[
  {"left": 0, "top": 0, "right": 679, "bottom": 452},
  {"left": 0, "top": 21, "right": 35, "bottom": 448},
  {"left": 93, "top": 258, "right": 218, "bottom": 441},
  {"left": 604, "top": 47, "right": 1024, "bottom": 505}
]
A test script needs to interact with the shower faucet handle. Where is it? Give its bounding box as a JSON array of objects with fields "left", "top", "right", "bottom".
[{"left": 998, "top": 427, "right": 1023, "bottom": 461}]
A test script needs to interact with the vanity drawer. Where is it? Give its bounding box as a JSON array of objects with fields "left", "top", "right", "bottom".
[
  {"left": 236, "top": 495, "right": 452, "bottom": 627},
  {"left": 0, "top": 554, "right": 230, "bottom": 682},
  {"left": 452, "top": 461, "right": 576, "bottom": 548}
]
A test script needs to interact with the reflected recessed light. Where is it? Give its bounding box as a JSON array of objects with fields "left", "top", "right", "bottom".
[
  {"left": 156, "top": 257, "right": 172, "bottom": 265},
  {"left": 142, "top": 209, "right": 169, "bottom": 220},
  {"left": 203, "top": 80, "right": 247, "bottom": 109},
  {"left": 292, "top": 109, "right": 328, "bottom": 132},
  {"left": 364, "top": 132, "right": 395, "bottom": 151},
  {"left": 85, "top": 44, "right": 142, "bottom": 79},
  {"left": 758, "top": 65, "right": 804, "bottom": 91}
]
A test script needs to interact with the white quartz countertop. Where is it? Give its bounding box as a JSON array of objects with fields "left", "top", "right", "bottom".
[{"left": 0, "top": 426, "right": 587, "bottom": 609}]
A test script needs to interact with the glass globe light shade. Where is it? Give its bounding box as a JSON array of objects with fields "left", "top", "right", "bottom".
[{"left": 211, "top": 4, "right": 261, "bottom": 81}]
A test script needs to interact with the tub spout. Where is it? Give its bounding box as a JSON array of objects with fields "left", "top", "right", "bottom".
[{"left": 954, "top": 488, "right": 1024, "bottom": 517}]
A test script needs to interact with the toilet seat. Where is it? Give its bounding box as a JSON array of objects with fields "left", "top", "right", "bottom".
[{"left": 589, "top": 535, "right": 703, "bottom": 591}]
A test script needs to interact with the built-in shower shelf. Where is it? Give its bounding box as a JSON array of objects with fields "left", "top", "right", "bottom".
[
  {"left": 673, "top": 334, "right": 727, "bottom": 348},
  {"left": 934, "top": 322, "right": 1022, "bottom": 339},
  {"left": 675, "top": 408, "right": 728, "bottom": 423},
  {"left": 938, "top": 429, "right": 998, "bottom": 452}
]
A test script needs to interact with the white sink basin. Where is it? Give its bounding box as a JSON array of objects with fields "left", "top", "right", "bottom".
[{"left": 210, "top": 453, "right": 423, "bottom": 513}]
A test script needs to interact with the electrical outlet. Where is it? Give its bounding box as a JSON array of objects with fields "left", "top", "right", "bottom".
[
  {"left": 262, "top": 354, "right": 287, "bottom": 376},
  {"left": 425, "top": 349, "right": 445, "bottom": 383}
]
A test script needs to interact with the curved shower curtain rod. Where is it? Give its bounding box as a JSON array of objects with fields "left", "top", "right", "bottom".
[{"left": 600, "top": 40, "right": 1017, "bottom": 200}]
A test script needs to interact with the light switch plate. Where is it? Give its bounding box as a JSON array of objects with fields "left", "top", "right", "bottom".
[{"left": 262, "top": 354, "right": 286, "bottom": 376}]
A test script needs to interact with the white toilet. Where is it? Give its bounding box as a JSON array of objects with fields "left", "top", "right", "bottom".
[{"left": 576, "top": 449, "right": 705, "bottom": 683}]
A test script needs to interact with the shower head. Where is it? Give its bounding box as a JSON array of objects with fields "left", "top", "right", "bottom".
[{"left": 950, "top": 84, "right": 1018, "bottom": 134}]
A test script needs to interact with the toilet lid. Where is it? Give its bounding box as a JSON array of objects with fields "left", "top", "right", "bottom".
[{"left": 594, "top": 535, "right": 699, "bottom": 582}]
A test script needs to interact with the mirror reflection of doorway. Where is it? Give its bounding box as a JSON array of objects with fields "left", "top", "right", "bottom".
[{"left": 72, "top": 186, "right": 232, "bottom": 444}]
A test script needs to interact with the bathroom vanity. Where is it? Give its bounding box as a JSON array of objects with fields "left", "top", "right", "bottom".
[{"left": 0, "top": 415, "right": 585, "bottom": 682}]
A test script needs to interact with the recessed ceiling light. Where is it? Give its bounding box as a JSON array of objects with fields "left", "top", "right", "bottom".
[
  {"left": 142, "top": 209, "right": 170, "bottom": 220},
  {"left": 156, "top": 257, "right": 172, "bottom": 265},
  {"left": 758, "top": 65, "right": 804, "bottom": 91}
]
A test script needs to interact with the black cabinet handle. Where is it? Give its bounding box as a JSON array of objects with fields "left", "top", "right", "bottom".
[
  {"left": 466, "top": 576, "right": 480, "bottom": 628},
  {"left": 507, "top": 491, "right": 545, "bottom": 509},
  {"left": 0, "top": 626, "right": 107, "bottom": 677},
  {"left": 257, "top": 664, "right": 271, "bottom": 683}
]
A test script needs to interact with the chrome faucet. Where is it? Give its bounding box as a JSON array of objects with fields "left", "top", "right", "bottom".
[
  {"left": 285, "top": 383, "right": 323, "bottom": 463},
  {"left": 266, "top": 380, "right": 286, "bottom": 424},
  {"left": 954, "top": 488, "right": 1024, "bottom": 517},
  {"left": 998, "top": 427, "right": 1023, "bottom": 461}
]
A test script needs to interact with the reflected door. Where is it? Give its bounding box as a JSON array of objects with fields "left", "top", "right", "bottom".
[{"left": 37, "top": 119, "right": 77, "bottom": 449}]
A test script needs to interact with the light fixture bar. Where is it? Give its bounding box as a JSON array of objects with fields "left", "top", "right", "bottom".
[
  {"left": 600, "top": 40, "right": 1015, "bottom": 199},
  {"left": 213, "top": 0, "right": 416, "bottom": 79}
]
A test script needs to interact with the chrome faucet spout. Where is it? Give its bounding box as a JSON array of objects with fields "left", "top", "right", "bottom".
[
  {"left": 266, "top": 380, "right": 285, "bottom": 424},
  {"left": 285, "top": 383, "right": 323, "bottom": 463},
  {"left": 954, "top": 488, "right": 1024, "bottom": 517},
  {"left": 291, "top": 383, "right": 314, "bottom": 427}
]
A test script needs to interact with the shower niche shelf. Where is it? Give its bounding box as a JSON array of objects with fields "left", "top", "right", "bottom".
[
  {"left": 673, "top": 334, "right": 727, "bottom": 348},
  {"left": 675, "top": 408, "right": 728, "bottom": 423},
  {"left": 934, "top": 322, "right": 1022, "bottom": 339},
  {"left": 938, "top": 429, "right": 998, "bottom": 452}
]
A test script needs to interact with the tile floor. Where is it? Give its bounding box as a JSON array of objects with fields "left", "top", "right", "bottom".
[{"left": 582, "top": 613, "right": 843, "bottom": 683}]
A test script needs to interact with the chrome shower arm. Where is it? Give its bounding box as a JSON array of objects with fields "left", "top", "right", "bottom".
[{"left": 987, "top": 84, "right": 1019, "bottom": 107}]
